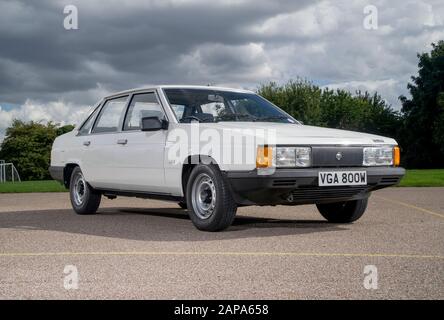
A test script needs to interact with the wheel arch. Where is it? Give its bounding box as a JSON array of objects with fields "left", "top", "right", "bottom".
[
  {"left": 181, "top": 155, "right": 220, "bottom": 198},
  {"left": 63, "top": 163, "right": 80, "bottom": 188}
]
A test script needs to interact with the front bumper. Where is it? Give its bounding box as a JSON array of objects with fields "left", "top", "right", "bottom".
[{"left": 224, "top": 167, "right": 405, "bottom": 205}]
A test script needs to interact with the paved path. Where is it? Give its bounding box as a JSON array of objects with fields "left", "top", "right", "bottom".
[{"left": 0, "top": 188, "right": 443, "bottom": 299}]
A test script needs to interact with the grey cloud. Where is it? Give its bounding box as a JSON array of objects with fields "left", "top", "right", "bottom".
[
  {"left": 0, "top": 0, "right": 442, "bottom": 115},
  {"left": 0, "top": 0, "right": 316, "bottom": 104}
]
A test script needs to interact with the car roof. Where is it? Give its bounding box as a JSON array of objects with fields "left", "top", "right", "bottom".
[{"left": 104, "top": 85, "right": 255, "bottom": 99}]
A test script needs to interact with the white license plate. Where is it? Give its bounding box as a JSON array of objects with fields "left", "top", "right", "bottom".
[{"left": 318, "top": 171, "right": 367, "bottom": 186}]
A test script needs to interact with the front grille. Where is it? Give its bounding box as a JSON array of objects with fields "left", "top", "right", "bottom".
[
  {"left": 312, "top": 146, "right": 363, "bottom": 167},
  {"left": 289, "top": 186, "right": 368, "bottom": 202}
]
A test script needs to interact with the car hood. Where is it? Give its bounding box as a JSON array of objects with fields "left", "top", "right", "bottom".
[{"left": 188, "top": 122, "right": 397, "bottom": 146}]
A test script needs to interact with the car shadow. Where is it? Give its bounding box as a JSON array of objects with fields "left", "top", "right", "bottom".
[
  {"left": 0, "top": 206, "right": 347, "bottom": 242},
  {"left": 115, "top": 207, "right": 335, "bottom": 230}
]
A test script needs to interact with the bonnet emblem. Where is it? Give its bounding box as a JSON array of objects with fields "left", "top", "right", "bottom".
[{"left": 336, "top": 152, "right": 343, "bottom": 161}]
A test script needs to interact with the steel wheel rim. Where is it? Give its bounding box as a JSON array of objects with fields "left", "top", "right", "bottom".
[
  {"left": 73, "top": 173, "right": 86, "bottom": 206},
  {"left": 191, "top": 173, "right": 216, "bottom": 220}
]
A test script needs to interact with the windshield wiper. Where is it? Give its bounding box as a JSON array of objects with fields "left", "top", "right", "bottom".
[
  {"left": 254, "top": 115, "right": 290, "bottom": 122},
  {"left": 216, "top": 113, "right": 257, "bottom": 122}
]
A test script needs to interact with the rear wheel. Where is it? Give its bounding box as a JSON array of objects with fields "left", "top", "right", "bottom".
[
  {"left": 186, "top": 164, "right": 237, "bottom": 231},
  {"left": 69, "top": 167, "right": 101, "bottom": 215},
  {"left": 316, "top": 198, "right": 368, "bottom": 223}
]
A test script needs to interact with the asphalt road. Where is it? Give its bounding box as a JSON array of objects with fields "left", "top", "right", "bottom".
[{"left": 0, "top": 187, "right": 443, "bottom": 299}]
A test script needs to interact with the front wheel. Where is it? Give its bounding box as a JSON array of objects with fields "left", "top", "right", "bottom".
[
  {"left": 316, "top": 198, "right": 368, "bottom": 223},
  {"left": 186, "top": 164, "right": 237, "bottom": 231},
  {"left": 69, "top": 167, "right": 101, "bottom": 215}
]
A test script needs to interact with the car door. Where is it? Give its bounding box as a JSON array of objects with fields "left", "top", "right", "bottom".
[
  {"left": 82, "top": 95, "right": 129, "bottom": 189},
  {"left": 111, "top": 91, "right": 168, "bottom": 192},
  {"left": 74, "top": 103, "right": 102, "bottom": 182}
]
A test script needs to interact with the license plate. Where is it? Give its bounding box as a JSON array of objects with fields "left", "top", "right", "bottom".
[{"left": 318, "top": 170, "right": 367, "bottom": 186}]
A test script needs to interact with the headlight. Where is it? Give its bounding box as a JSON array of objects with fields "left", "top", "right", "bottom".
[
  {"left": 256, "top": 146, "right": 312, "bottom": 168},
  {"left": 363, "top": 146, "right": 394, "bottom": 166},
  {"left": 275, "top": 146, "right": 311, "bottom": 167},
  {"left": 276, "top": 147, "right": 296, "bottom": 167}
]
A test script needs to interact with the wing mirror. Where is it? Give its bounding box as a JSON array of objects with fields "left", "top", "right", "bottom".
[{"left": 141, "top": 116, "right": 169, "bottom": 131}]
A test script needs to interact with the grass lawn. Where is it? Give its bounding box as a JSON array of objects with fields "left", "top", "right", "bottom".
[
  {"left": 397, "top": 169, "right": 444, "bottom": 187},
  {"left": 0, "top": 169, "right": 443, "bottom": 193},
  {"left": 0, "top": 180, "right": 67, "bottom": 193}
]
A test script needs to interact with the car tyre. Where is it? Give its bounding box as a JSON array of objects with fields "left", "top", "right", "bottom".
[
  {"left": 186, "top": 164, "right": 237, "bottom": 231},
  {"left": 69, "top": 167, "right": 101, "bottom": 215},
  {"left": 316, "top": 198, "right": 368, "bottom": 223}
]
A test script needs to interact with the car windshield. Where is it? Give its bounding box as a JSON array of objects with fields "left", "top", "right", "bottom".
[{"left": 163, "top": 88, "right": 298, "bottom": 123}]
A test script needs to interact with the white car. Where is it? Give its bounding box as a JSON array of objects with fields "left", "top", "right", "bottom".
[{"left": 50, "top": 85, "right": 405, "bottom": 231}]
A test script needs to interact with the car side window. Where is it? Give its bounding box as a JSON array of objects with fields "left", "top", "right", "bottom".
[
  {"left": 92, "top": 96, "right": 128, "bottom": 133},
  {"left": 78, "top": 106, "right": 100, "bottom": 135},
  {"left": 124, "top": 92, "right": 165, "bottom": 131}
]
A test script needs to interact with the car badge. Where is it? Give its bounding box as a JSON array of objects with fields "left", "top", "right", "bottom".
[{"left": 336, "top": 152, "right": 343, "bottom": 161}]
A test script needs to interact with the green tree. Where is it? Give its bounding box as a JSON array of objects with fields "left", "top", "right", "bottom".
[
  {"left": 259, "top": 79, "right": 323, "bottom": 125},
  {"left": 399, "top": 40, "right": 444, "bottom": 168},
  {"left": 356, "top": 91, "right": 401, "bottom": 138},
  {"left": 0, "top": 120, "right": 74, "bottom": 180},
  {"left": 258, "top": 79, "right": 400, "bottom": 141}
]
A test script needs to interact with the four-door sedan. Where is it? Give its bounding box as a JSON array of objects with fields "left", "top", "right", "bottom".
[{"left": 50, "top": 85, "right": 405, "bottom": 231}]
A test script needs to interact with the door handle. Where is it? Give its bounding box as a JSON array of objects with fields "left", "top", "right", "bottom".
[
  {"left": 83, "top": 141, "right": 91, "bottom": 146},
  {"left": 117, "top": 139, "right": 128, "bottom": 145}
]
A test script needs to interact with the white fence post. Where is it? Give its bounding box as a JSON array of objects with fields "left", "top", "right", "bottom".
[{"left": 0, "top": 160, "right": 4, "bottom": 183}]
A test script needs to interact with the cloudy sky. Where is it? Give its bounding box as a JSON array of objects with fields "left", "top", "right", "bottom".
[{"left": 0, "top": 0, "right": 443, "bottom": 140}]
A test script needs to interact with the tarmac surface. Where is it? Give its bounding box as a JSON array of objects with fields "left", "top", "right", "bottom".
[{"left": 0, "top": 187, "right": 443, "bottom": 299}]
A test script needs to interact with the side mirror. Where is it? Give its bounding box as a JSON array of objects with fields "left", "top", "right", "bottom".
[{"left": 141, "top": 116, "right": 168, "bottom": 131}]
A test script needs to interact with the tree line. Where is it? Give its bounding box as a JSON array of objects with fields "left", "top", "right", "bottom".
[
  {"left": 258, "top": 41, "right": 444, "bottom": 169},
  {"left": 0, "top": 41, "right": 443, "bottom": 180}
]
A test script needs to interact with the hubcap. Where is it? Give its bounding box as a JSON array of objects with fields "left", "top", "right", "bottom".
[
  {"left": 73, "top": 173, "right": 86, "bottom": 206},
  {"left": 191, "top": 173, "right": 216, "bottom": 219}
]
